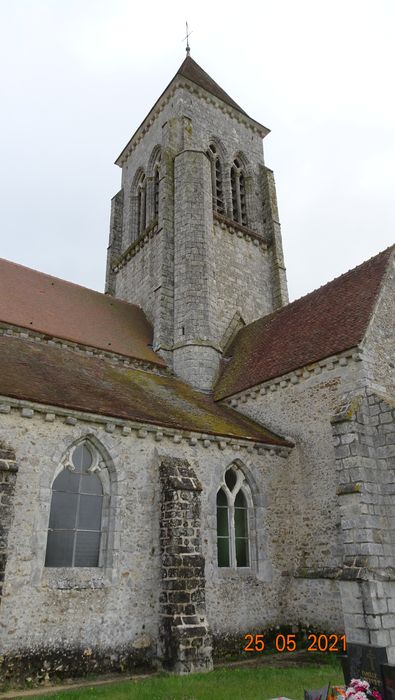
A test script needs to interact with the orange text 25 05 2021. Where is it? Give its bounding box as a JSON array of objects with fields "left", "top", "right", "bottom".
[{"left": 243, "top": 633, "right": 347, "bottom": 653}]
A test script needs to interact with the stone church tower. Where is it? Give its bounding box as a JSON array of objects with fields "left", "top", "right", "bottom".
[{"left": 106, "top": 55, "right": 288, "bottom": 390}]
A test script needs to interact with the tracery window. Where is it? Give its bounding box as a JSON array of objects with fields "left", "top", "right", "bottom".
[
  {"left": 208, "top": 144, "right": 224, "bottom": 214},
  {"left": 216, "top": 466, "right": 250, "bottom": 568},
  {"left": 137, "top": 172, "right": 146, "bottom": 235},
  {"left": 230, "top": 158, "right": 247, "bottom": 226},
  {"left": 45, "top": 443, "right": 104, "bottom": 568}
]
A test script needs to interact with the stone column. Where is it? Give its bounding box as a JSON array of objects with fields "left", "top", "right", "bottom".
[
  {"left": 159, "top": 456, "right": 213, "bottom": 674},
  {"left": 0, "top": 443, "right": 18, "bottom": 607},
  {"left": 260, "top": 165, "right": 289, "bottom": 309},
  {"left": 332, "top": 391, "right": 395, "bottom": 662}
]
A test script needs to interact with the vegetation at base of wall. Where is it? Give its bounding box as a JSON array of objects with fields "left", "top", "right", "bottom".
[{"left": 12, "top": 658, "right": 343, "bottom": 700}]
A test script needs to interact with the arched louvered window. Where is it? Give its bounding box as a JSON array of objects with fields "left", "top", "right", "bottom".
[
  {"left": 45, "top": 443, "right": 104, "bottom": 567},
  {"left": 137, "top": 173, "right": 146, "bottom": 235},
  {"left": 216, "top": 466, "right": 250, "bottom": 568},
  {"left": 231, "top": 159, "right": 247, "bottom": 226},
  {"left": 208, "top": 144, "right": 224, "bottom": 215}
]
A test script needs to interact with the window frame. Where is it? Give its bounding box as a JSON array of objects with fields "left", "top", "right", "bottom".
[
  {"left": 44, "top": 440, "right": 112, "bottom": 570},
  {"left": 216, "top": 466, "right": 252, "bottom": 569}
]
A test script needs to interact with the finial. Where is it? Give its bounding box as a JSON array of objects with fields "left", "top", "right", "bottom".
[{"left": 183, "top": 21, "right": 192, "bottom": 56}]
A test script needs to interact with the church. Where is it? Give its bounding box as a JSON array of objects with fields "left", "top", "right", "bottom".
[{"left": 0, "top": 53, "right": 394, "bottom": 684}]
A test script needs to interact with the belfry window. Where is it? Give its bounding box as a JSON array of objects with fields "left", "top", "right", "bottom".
[
  {"left": 208, "top": 144, "right": 224, "bottom": 215},
  {"left": 137, "top": 173, "right": 146, "bottom": 235},
  {"left": 231, "top": 159, "right": 247, "bottom": 226},
  {"left": 216, "top": 466, "right": 250, "bottom": 568},
  {"left": 45, "top": 443, "right": 104, "bottom": 567}
]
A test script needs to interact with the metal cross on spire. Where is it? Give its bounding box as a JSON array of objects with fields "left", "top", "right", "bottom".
[{"left": 182, "top": 22, "right": 192, "bottom": 56}]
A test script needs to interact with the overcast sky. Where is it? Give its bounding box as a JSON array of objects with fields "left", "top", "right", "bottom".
[{"left": 1, "top": 0, "right": 394, "bottom": 302}]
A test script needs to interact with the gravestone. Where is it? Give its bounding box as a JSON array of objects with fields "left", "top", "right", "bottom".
[
  {"left": 382, "top": 664, "right": 395, "bottom": 700},
  {"left": 341, "top": 643, "right": 388, "bottom": 693}
]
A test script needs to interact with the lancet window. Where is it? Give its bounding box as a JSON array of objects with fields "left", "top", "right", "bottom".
[
  {"left": 230, "top": 159, "right": 247, "bottom": 226},
  {"left": 216, "top": 466, "right": 250, "bottom": 568},
  {"left": 208, "top": 144, "right": 224, "bottom": 215},
  {"left": 137, "top": 172, "right": 147, "bottom": 236}
]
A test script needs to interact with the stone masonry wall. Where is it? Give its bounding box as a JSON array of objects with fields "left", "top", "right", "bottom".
[
  {"left": 332, "top": 391, "right": 395, "bottom": 661},
  {"left": 159, "top": 456, "right": 212, "bottom": 673},
  {"left": 224, "top": 357, "right": 367, "bottom": 630},
  {"left": 0, "top": 442, "right": 18, "bottom": 609},
  {"left": 0, "top": 400, "right": 333, "bottom": 683}
]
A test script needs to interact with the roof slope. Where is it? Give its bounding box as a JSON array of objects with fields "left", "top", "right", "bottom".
[
  {"left": 0, "top": 336, "right": 290, "bottom": 446},
  {"left": 177, "top": 56, "right": 247, "bottom": 116},
  {"left": 0, "top": 258, "right": 165, "bottom": 366},
  {"left": 215, "top": 246, "right": 394, "bottom": 400}
]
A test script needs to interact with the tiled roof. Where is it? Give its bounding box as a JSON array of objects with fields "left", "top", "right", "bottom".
[
  {"left": 0, "top": 336, "right": 290, "bottom": 446},
  {"left": 215, "top": 246, "right": 394, "bottom": 400},
  {"left": 0, "top": 258, "right": 165, "bottom": 366},
  {"left": 177, "top": 56, "right": 248, "bottom": 116}
]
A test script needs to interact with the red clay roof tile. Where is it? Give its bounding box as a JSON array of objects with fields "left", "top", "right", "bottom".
[
  {"left": 215, "top": 246, "right": 394, "bottom": 400},
  {"left": 0, "top": 258, "right": 165, "bottom": 366}
]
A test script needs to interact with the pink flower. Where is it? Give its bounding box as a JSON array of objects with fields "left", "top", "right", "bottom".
[
  {"left": 350, "top": 680, "right": 369, "bottom": 692},
  {"left": 371, "top": 692, "right": 382, "bottom": 700},
  {"left": 351, "top": 692, "right": 368, "bottom": 700}
]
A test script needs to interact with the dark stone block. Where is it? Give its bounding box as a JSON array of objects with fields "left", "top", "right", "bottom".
[
  {"left": 382, "top": 665, "right": 395, "bottom": 700},
  {"left": 342, "top": 643, "right": 388, "bottom": 693}
]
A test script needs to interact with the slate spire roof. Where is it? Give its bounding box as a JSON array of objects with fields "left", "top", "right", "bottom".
[{"left": 215, "top": 245, "right": 394, "bottom": 400}]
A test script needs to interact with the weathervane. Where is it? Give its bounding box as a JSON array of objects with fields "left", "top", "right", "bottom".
[{"left": 183, "top": 21, "right": 192, "bottom": 56}]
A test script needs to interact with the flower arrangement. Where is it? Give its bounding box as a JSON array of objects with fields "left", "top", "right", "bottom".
[{"left": 345, "top": 678, "right": 382, "bottom": 700}]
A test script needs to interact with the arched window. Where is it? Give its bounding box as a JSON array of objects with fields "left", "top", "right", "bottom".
[
  {"left": 208, "top": 144, "right": 224, "bottom": 215},
  {"left": 137, "top": 172, "right": 146, "bottom": 235},
  {"left": 153, "top": 159, "right": 160, "bottom": 221},
  {"left": 216, "top": 466, "right": 250, "bottom": 568},
  {"left": 45, "top": 443, "right": 104, "bottom": 567},
  {"left": 230, "top": 158, "right": 247, "bottom": 226}
]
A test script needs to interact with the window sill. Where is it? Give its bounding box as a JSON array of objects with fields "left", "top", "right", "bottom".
[
  {"left": 214, "top": 567, "right": 256, "bottom": 580},
  {"left": 41, "top": 567, "right": 110, "bottom": 590}
]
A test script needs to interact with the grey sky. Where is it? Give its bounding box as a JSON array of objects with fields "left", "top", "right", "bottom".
[{"left": 1, "top": 0, "right": 394, "bottom": 302}]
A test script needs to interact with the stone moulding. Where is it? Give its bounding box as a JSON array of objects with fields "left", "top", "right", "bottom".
[
  {"left": 112, "top": 223, "right": 161, "bottom": 273},
  {"left": 0, "top": 396, "right": 291, "bottom": 457},
  {"left": 213, "top": 213, "right": 270, "bottom": 248},
  {"left": 223, "top": 348, "right": 363, "bottom": 407}
]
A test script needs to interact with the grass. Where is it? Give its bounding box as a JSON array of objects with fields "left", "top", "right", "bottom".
[{"left": 11, "top": 656, "right": 343, "bottom": 700}]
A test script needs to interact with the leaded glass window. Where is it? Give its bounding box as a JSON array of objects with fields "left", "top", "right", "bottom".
[
  {"left": 45, "top": 444, "right": 104, "bottom": 568},
  {"left": 216, "top": 466, "right": 250, "bottom": 568}
]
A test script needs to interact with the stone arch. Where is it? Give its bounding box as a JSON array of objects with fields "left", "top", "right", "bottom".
[
  {"left": 219, "top": 311, "right": 246, "bottom": 354},
  {"left": 147, "top": 145, "right": 162, "bottom": 176}
]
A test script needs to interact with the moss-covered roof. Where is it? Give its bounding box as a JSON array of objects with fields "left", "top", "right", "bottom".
[{"left": 0, "top": 336, "right": 290, "bottom": 446}]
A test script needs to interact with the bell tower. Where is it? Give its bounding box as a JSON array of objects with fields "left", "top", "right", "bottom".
[{"left": 105, "top": 55, "right": 288, "bottom": 391}]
